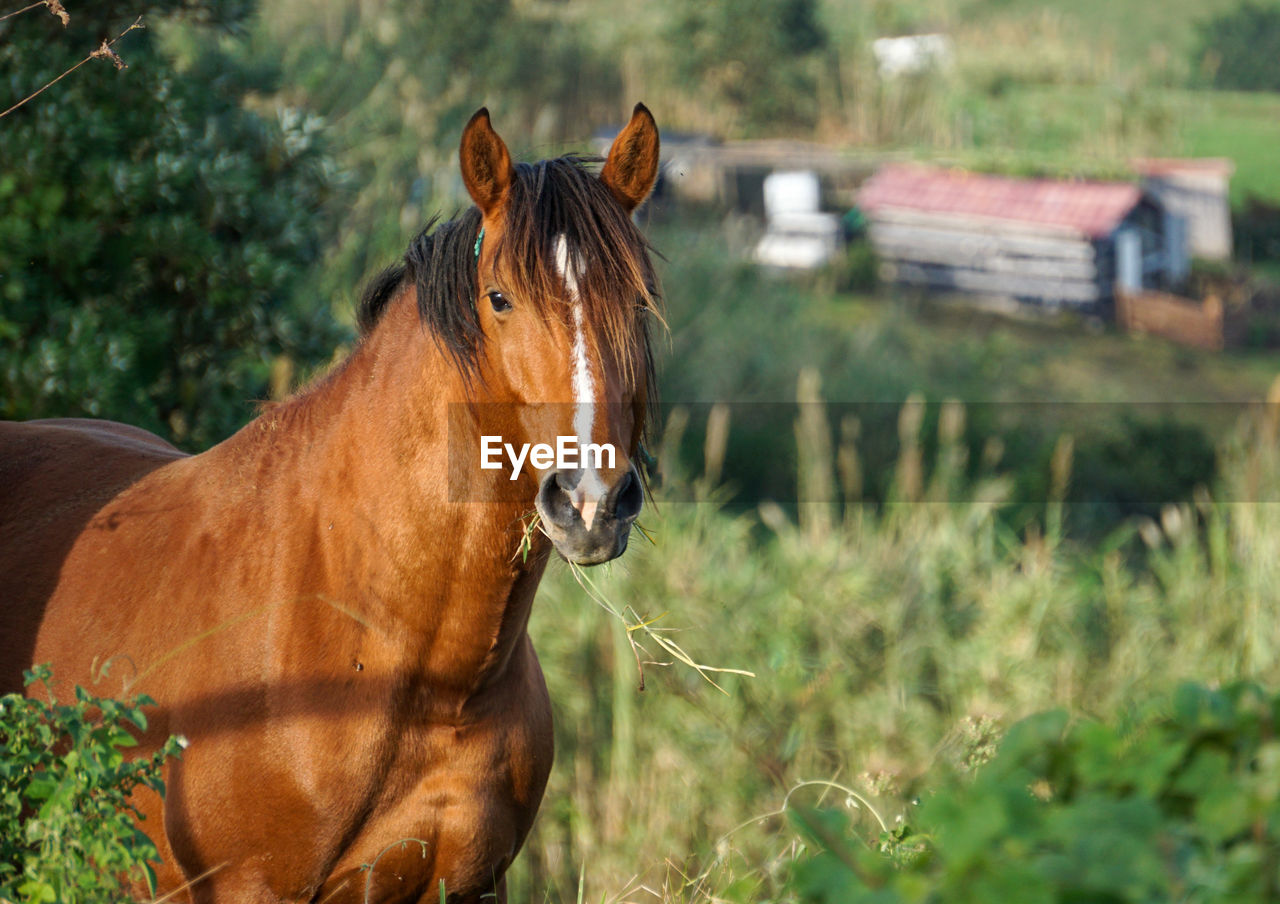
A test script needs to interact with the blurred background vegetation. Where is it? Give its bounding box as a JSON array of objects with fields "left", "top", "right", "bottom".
[{"left": 5, "top": 0, "right": 1280, "bottom": 899}]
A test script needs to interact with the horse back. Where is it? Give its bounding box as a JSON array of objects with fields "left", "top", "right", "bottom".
[{"left": 0, "top": 419, "right": 186, "bottom": 693}]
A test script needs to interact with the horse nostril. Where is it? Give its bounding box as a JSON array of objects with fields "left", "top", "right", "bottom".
[
  {"left": 540, "top": 467, "right": 642, "bottom": 533},
  {"left": 611, "top": 468, "right": 643, "bottom": 523},
  {"left": 538, "top": 470, "right": 576, "bottom": 527},
  {"left": 554, "top": 469, "right": 581, "bottom": 494}
]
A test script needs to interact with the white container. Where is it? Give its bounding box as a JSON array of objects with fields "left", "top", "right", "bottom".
[{"left": 763, "top": 170, "right": 822, "bottom": 220}]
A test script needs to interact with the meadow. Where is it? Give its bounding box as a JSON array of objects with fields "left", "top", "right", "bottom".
[
  {"left": 6, "top": 0, "right": 1280, "bottom": 899},
  {"left": 520, "top": 468, "right": 1280, "bottom": 899}
]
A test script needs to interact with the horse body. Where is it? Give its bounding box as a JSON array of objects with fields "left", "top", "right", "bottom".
[{"left": 0, "top": 105, "right": 660, "bottom": 902}]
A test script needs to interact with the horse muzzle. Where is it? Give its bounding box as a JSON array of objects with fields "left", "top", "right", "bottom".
[{"left": 535, "top": 465, "right": 642, "bottom": 565}]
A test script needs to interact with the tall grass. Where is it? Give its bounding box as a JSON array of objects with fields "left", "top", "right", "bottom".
[{"left": 510, "top": 383, "right": 1280, "bottom": 902}]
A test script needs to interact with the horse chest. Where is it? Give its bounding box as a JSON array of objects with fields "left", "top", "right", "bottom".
[{"left": 314, "top": 658, "right": 555, "bottom": 901}]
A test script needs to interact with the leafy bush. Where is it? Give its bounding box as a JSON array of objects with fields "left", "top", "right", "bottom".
[
  {"left": 789, "top": 681, "right": 1280, "bottom": 902},
  {"left": 0, "top": 2, "right": 343, "bottom": 448},
  {"left": 666, "top": 0, "right": 828, "bottom": 132},
  {"left": 1062, "top": 415, "right": 1218, "bottom": 530},
  {"left": 1195, "top": 1, "right": 1280, "bottom": 92},
  {"left": 832, "top": 237, "right": 880, "bottom": 295},
  {"left": 1235, "top": 197, "right": 1280, "bottom": 265},
  {"left": 0, "top": 666, "right": 183, "bottom": 904}
]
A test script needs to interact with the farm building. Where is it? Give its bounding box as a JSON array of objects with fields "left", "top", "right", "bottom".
[
  {"left": 857, "top": 164, "right": 1189, "bottom": 311},
  {"left": 1133, "top": 157, "right": 1234, "bottom": 260}
]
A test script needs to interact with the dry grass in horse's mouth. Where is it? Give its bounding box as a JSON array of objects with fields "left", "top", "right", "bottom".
[
  {"left": 512, "top": 506, "right": 750, "bottom": 693},
  {"left": 565, "top": 558, "right": 754, "bottom": 694}
]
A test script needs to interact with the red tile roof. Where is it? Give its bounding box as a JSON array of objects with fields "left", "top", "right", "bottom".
[{"left": 858, "top": 164, "right": 1143, "bottom": 238}]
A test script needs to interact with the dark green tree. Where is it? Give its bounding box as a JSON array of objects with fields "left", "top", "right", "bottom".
[
  {"left": 248, "top": 0, "right": 623, "bottom": 308},
  {"left": 1195, "top": 1, "right": 1280, "bottom": 92},
  {"left": 0, "top": 1, "right": 343, "bottom": 448},
  {"left": 668, "top": 0, "right": 828, "bottom": 133}
]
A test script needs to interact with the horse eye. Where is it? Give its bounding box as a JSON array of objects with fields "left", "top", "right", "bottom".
[{"left": 487, "top": 291, "right": 512, "bottom": 314}]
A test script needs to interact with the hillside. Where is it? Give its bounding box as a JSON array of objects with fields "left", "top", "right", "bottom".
[{"left": 963, "top": 0, "right": 1241, "bottom": 66}]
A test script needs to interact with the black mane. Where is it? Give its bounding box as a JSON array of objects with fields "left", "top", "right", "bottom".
[{"left": 356, "top": 207, "right": 484, "bottom": 376}]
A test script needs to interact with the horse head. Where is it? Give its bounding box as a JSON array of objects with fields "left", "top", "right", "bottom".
[{"left": 456, "top": 105, "right": 660, "bottom": 566}]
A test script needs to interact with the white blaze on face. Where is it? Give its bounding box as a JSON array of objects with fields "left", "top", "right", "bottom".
[{"left": 555, "top": 234, "right": 606, "bottom": 531}]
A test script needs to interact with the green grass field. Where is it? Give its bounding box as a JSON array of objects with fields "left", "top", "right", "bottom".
[
  {"left": 1177, "top": 89, "right": 1280, "bottom": 204},
  {"left": 832, "top": 0, "right": 1280, "bottom": 205},
  {"left": 811, "top": 294, "right": 1280, "bottom": 405},
  {"left": 914, "top": 82, "right": 1280, "bottom": 204},
  {"left": 511, "top": 397, "right": 1280, "bottom": 901},
  {"left": 966, "top": 0, "right": 1241, "bottom": 67}
]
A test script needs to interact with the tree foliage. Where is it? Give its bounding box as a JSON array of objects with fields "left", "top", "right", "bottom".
[
  {"left": 0, "top": 1, "right": 343, "bottom": 448},
  {"left": 1195, "top": 1, "right": 1280, "bottom": 92},
  {"left": 667, "top": 0, "right": 828, "bottom": 133},
  {"left": 248, "top": 0, "right": 625, "bottom": 307}
]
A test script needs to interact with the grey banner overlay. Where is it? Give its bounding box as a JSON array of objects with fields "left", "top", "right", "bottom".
[{"left": 446, "top": 401, "right": 1274, "bottom": 503}]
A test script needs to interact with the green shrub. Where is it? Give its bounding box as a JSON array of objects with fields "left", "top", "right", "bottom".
[
  {"left": 0, "top": 2, "right": 343, "bottom": 449},
  {"left": 789, "top": 681, "right": 1280, "bottom": 902},
  {"left": 1194, "top": 1, "right": 1280, "bottom": 92},
  {"left": 0, "top": 666, "right": 183, "bottom": 904},
  {"left": 833, "top": 238, "right": 880, "bottom": 295},
  {"left": 666, "top": 0, "right": 828, "bottom": 133}
]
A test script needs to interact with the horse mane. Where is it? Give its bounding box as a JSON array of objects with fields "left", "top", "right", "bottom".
[
  {"left": 356, "top": 208, "right": 485, "bottom": 375},
  {"left": 356, "top": 156, "right": 660, "bottom": 396}
]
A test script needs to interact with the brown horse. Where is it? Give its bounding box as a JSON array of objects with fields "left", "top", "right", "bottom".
[{"left": 0, "top": 104, "right": 660, "bottom": 903}]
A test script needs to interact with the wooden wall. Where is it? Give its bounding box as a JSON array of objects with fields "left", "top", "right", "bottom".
[
  {"left": 1115, "top": 290, "right": 1224, "bottom": 350},
  {"left": 866, "top": 209, "right": 1109, "bottom": 307}
]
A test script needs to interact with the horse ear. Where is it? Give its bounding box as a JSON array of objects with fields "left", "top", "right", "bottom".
[
  {"left": 460, "top": 107, "right": 514, "bottom": 217},
  {"left": 600, "top": 103, "right": 660, "bottom": 213}
]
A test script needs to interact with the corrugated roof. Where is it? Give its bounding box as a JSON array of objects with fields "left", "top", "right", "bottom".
[{"left": 858, "top": 164, "right": 1143, "bottom": 238}]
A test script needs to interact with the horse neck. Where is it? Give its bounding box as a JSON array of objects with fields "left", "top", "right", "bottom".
[{"left": 214, "top": 292, "right": 549, "bottom": 693}]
